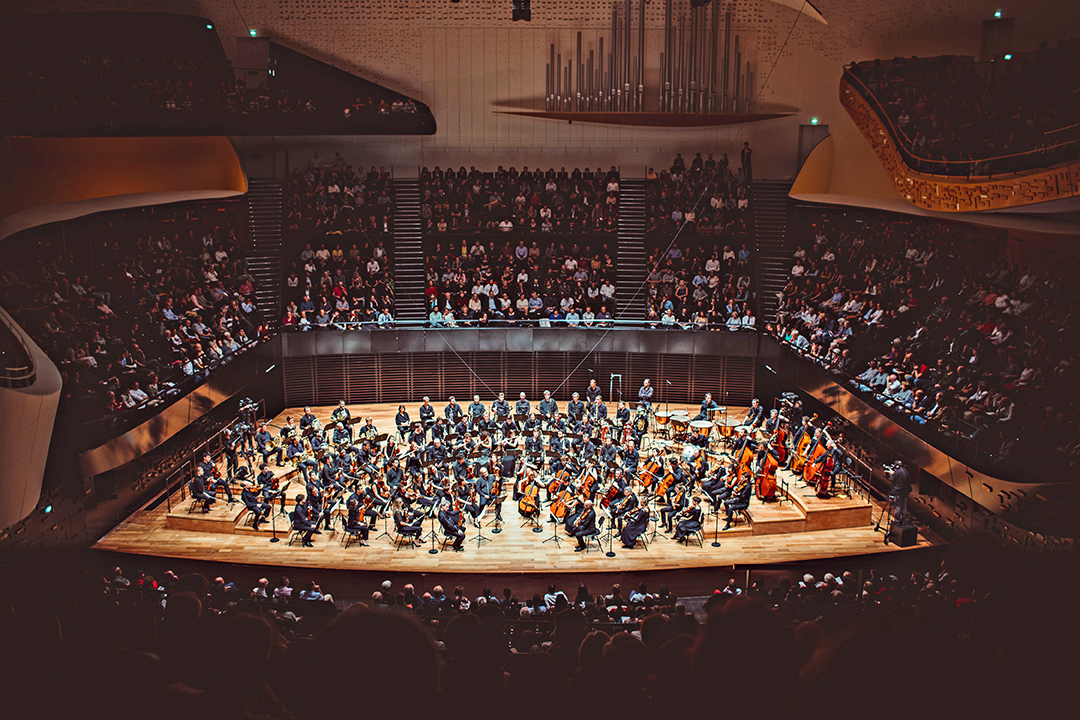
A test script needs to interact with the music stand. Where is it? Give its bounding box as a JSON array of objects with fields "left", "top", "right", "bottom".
[
  {"left": 541, "top": 510, "right": 563, "bottom": 548},
  {"left": 710, "top": 503, "right": 722, "bottom": 547},
  {"left": 487, "top": 493, "right": 505, "bottom": 534},
  {"left": 469, "top": 511, "right": 492, "bottom": 548},
  {"left": 425, "top": 513, "right": 440, "bottom": 554}
]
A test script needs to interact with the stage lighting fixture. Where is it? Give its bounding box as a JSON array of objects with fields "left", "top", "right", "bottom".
[
  {"left": 249, "top": 28, "right": 258, "bottom": 37},
  {"left": 994, "top": 11, "right": 1002, "bottom": 18},
  {"left": 206, "top": 23, "right": 213, "bottom": 30},
  {"left": 1004, "top": 54, "right": 1012, "bottom": 60},
  {"left": 512, "top": 0, "right": 531, "bottom": 21},
  {"left": 810, "top": 117, "right": 819, "bottom": 125}
]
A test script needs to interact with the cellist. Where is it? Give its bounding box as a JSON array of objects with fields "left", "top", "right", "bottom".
[{"left": 754, "top": 441, "right": 780, "bottom": 503}]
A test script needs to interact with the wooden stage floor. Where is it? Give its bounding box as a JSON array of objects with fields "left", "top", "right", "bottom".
[{"left": 93, "top": 402, "right": 941, "bottom": 574}]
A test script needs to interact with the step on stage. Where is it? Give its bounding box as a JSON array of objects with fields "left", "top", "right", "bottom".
[{"left": 94, "top": 403, "right": 940, "bottom": 573}]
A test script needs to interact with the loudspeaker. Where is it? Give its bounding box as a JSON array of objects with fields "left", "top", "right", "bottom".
[{"left": 886, "top": 522, "right": 918, "bottom": 548}]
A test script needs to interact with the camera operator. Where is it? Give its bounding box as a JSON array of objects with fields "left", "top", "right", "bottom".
[{"left": 886, "top": 460, "right": 913, "bottom": 524}]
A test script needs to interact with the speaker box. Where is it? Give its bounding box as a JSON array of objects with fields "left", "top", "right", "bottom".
[{"left": 887, "top": 522, "right": 918, "bottom": 548}]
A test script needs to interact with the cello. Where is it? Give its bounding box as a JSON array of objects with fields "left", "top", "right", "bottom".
[
  {"left": 517, "top": 470, "right": 541, "bottom": 518},
  {"left": 754, "top": 445, "right": 779, "bottom": 502},
  {"left": 638, "top": 456, "right": 664, "bottom": 491}
]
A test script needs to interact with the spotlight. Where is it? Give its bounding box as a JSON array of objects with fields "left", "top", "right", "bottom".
[
  {"left": 810, "top": 117, "right": 820, "bottom": 125},
  {"left": 994, "top": 10, "right": 1002, "bottom": 18},
  {"left": 249, "top": 28, "right": 258, "bottom": 37},
  {"left": 206, "top": 23, "right": 214, "bottom": 30},
  {"left": 1003, "top": 54, "right": 1012, "bottom": 60}
]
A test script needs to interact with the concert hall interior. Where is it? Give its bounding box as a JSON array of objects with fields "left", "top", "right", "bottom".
[{"left": 0, "top": 2, "right": 1078, "bottom": 719}]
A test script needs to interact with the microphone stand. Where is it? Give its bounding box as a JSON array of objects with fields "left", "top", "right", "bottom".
[
  {"left": 605, "top": 514, "right": 617, "bottom": 557},
  {"left": 426, "top": 514, "right": 440, "bottom": 554},
  {"left": 711, "top": 503, "right": 722, "bottom": 547},
  {"left": 269, "top": 494, "right": 280, "bottom": 543}
]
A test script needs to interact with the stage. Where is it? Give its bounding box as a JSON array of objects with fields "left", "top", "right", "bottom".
[{"left": 93, "top": 402, "right": 940, "bottom": 574}]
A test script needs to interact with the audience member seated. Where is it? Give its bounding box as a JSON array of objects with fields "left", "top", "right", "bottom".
[
  {"left": 286, "top": 153, "right": 395, "bottom": 237},
  {"left": 2, "top": 552, "right": 1065, "bottom": 720},
  {"left": 426, "top": 235, "right": 617, "bottom": 327},
  {"left": 767, "top": 207, "right": 1078, "bottom": 476},
  {"left": 646, "top": 151, "right": 750, "bottom": 236},
  {"left": 643, "top": 236, "right": 755, "bottom": 330},
  {"left": 0, "top": 202, "right": 262, "bottom": 424},
  {"left": 847, "top": 39, "right": 1080, "bottom": 175},
  {"left": 420, "top": 165, "right": 619, "bottom": 234}
]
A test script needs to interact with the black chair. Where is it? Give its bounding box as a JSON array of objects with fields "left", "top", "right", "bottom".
[
  {"left": 341, "top": 515, "right": 364, "bottom": 548},
  {"left": 584, "top": 516, "right": 605, "bottom": 553}
]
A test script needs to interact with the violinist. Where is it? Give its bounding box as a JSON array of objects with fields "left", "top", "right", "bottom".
[
  {"left": 222, "top": 426, "right": 241, "bottom": 476},
  {"left": 538, "top": 390, "right": 559, "bottom": 428},
  {"left": 345, "top": 496, "right": 371, "bottom": 545},
  {"left": 395, "top": 404, "right": 411, "bottom": 440},
  {"left": 723, "top": 477, "right": 752, "bottom": 530},
  {"left": 291, "top": 494, "right": 318, "bottom": 547},
  {"left": 610, "top": 487, "right": 638, "bottom": 531},
  {"left": 702, "top": 461, "right": 733, "bottom": 510},
  {"left": 203, "top": 459, "right": 235, "bottom": 503},
  {"left": 672, "top": 496, "right": 704, "bottom": 543},
  {"left": 660, "top": 481, "right": 689, "bottom": 532},
  {"left": 393, "top": 498, "right": 424, "bottom": 545},
  {"left": 197, "top": 451, "right": 217, "bottom": 478},
  {"left": 309, "top": 488, "right": 336, "bottom": 532},
  {"left": 438, "top": 500, "right": 466, "bottom": 551},
  {"left": 620, "top": 496, "right": 651, "bottom": 549},
  {"left": 362, "top": 482, "right": 386, "bottom": 522},
  {"left": 189, "top": 467, "right": 216, "bottom": 513},
  {"left": 572, "top": 499, "right": 597, "bottom": 552}
]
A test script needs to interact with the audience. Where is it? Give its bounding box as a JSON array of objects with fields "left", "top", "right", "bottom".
[
  {"left": 768, "top": 207, "right": 1079, "bottom": 474},
  {"left": 0, "top": 203, "right": 263, "bottom": 423},
  {"left": 426, "top": 235, "right": 617, "bottom": 326},
  {"left": 646, "top": 152, "right": 751, "bottom": 236},
  {"left": 2, "top": 551, "right": 1071, "bottom": 720},
  {"left": 420, "top": 165, "right": 620, "bottom": 234},
  {"left": 848, "top": 39, "right": 1080, "bottom": 175}
]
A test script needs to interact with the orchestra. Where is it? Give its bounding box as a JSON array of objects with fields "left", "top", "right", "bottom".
[{"left": 189, "top": 386, "right": 868, "bottom": 557}]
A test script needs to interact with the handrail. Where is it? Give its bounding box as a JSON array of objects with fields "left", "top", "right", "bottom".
[
  {"left": 843, "top": 66, "right": 1080, "bottom": 176},
  {"left": 0, "top": 309, "right": 36, "bottom": 388}
]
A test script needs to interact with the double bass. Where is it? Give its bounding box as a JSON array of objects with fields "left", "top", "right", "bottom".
[
  {"left": 788, "top": 414, "right": 818, "bottom": 474},
  {"left": 754, "top": 445, "right": 779, "bottom": 502}
]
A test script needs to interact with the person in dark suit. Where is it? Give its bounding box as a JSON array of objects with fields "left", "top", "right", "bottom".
[
  {"left": 692, "top": 393, "right": 721, "bottom": 421},
  {"left": 723, "top": 480, "right": 752, "bottom": 530},
  {"left": 620, "top": 500, "right": 650, "bottom": 549},
  {"left": 673, "top": 496, "right": 704, "bottom": 542},
  {"left": 743, "top": 398, "right": 765, "bottom": 429},
  {"left": 189, "top": 468, "right": 216, "bottom": 512},
  {"left": 609, "top": 487, "right": 638, "bottom": 531},
  {"left": 291, "top": 494, "right": 319, "bottom": 547},
  {"left": 394, "top": 499, "right": 424, "bottom": 545},
  {"left": 438, "top": 501, "right": 466, "bottom": 551},
  {"left": 344, "top": 497, "right": 370, "bottom": 544},
  {"left": 572, "top": 500, "right": 597, "bottom": 552},
  {"left": 241, "top": 481, "right": 270, "bottom": 530}
]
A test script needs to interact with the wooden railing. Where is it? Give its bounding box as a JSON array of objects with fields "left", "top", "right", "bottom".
[{"left": 839, "top": 77, "right": 1080, "bottom": 212}]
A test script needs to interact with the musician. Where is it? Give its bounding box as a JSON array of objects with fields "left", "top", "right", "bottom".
[
  {"left": 585, "top": 378, "right": 601, "bottom": 404},
  {"left": 522, "top": 412, "right": 540, "bottom": 435},
  {"left": 688, "top": 427, "right": 710, "bottom": 449},
  {"left": 500, "top": 417, "right": 517, "bottom": 443},
  {"left": 356, "top": 417, "right": 378, "bottom": 443},
  {"left": 365, "top": 481, "right": 390, "bottom": 520},
  {"left": 763, "top": 408, "right": 781, "bottom": 435},
  {"left": 419, "top": 397, "right": 436, "bottom": 436},
  {"left": 610, "top": 487, "right": 638, "bottom": 531},
  {"left": 279, "top": 416, "right": 299, "bottom": 444},
  {"left": 723, "top": 479, "right": 752, "bottom": 530},
  {"left": 331, "top": 401, "right": 352, "bottom": 440},
  {"left": 385, "top": 457, "right": 405, "bottom": 489},
  {"left": 189, "top": 467, "right": 216, "bottom": 512},
  {"left": 309, "top": 426, "right": 326, "bottom": 455},
  {"left": 407, "top": 421, "right": 426, "bottom": 448},
  {"left": 638, "top": 378, "right": 653, "bottom": 411},
  {"left": 287, "top": 436, "right": 315, "bottom": 481},
  {"left": 538, "top": 390, "right": 559, "bottom": 428},
  {"left": 755, "top": 443, "right": 781, "bottom": 502},
  {"left": 580, "top": 433, "right": 597, "bottom": 461},
  {"left": 672, "top": 496, "right": 704, "bottom": 543},
  {"left": 620, "top": 499, "right": 651, "bottom": 549},
  {"left": 431, "top": 417, "right": 448, "bottom": 443},
  {"left": 255, "top": 461, "right": 276, "bottom": 489},
  {"left": 614, "top": 401, "right": 631, "bottom": 428},
  {"left": 631, "top": 408, "right": 649, "bottom": 445},
  {"left": 452, "top": 415, "right": 468, "bottom": 438},
  {"left": 572, "top": 499, "right": 597, "bottom": 552},
  {"left": 567, "top": 392, "right": 586, "bottom": 421},
  {"left": 345, "top": 497, "right": 371, "bottom": 544},
  {"left": 590, "top": 395, "right": 608, "bottom": 424},
  {"left": 599, "top": 436, "right": 619, "bottom": 466},
  {"left": 702, "top": 461, "right": 732, "bottom": 509},
  {"left": 330, "top": 422, "right": 351, "bottom": 448},
  {"left": 553, "top": 414, "right": 569, "bottom": 434},
  {"left": 393, "top": 498, "right": 424, "bottom": 544},
  {"left": 425, "top": 436, "right": 446, "bottom": 466},
  {"left": 659, "top": 482, "right": 689, "bottom": 532},
  {"left": 300, "top": 406, "right": 318, "bottom": 430},
  {"left": 492, "top": 392, "right": 511, "bottom": 427},
  {"left": 291, "top": 494, "right": 319, "bottom": 547},
  {"left": 255, "top": 423, "right": 284, "bottom": 466},
  {"left": 202, "top": 461, "right": 235, "bottom": 503},
  {"left": 445, "top": 396, "right": 463, "bottom": 423},
  {"left": 241, "top": 481, "right": 271, "bottom": 530},
  {"left": 515, "top": 392, "right": 531, "bottom": 429},
  {"left": 450, "top": 454, "right": 470, "bottom": 483},
  {"left": 619, "top": 439, "right": 640, "bottom": 477},
  {"left": 692, "top": 393, "right": 721, "bottom": 421},
  {"left": 308, "top": 489, "right": 336, "bottom": 531},
  {"left": 467, "top": 395, "right": 486, "bottom": 429},
  {"left": 744, "top": 398, "right": 765, "bottom": 429},
  {"left": 438, "top": 500, "right": 466, "bottom": 551},
  {"left": 524, "top": 428, "right": 544, "bottom": 456}
]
